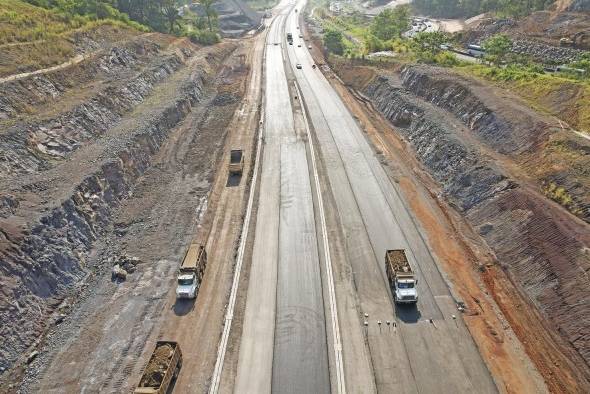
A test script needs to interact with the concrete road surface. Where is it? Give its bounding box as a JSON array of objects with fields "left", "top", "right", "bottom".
[
  {"left": 234, "top": 6, "right": 330, "bottom": 393},
  {"left": 231, "top": 0, "right": 498, "bottom": 393},
  {"left": 285, "top": 0, "right": 497, "bottom": 392}
]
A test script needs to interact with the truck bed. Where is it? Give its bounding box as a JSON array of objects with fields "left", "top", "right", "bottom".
[
  {"left": 386, "top": 249, "right": 411, "bottom": 273},
  {"left": 181, "top": 243, "right": 204, "bottom": 269},
  {"left": 136, "top": 341, "right": 181, "bottom": 393},
  {"left": 230, "top": 149, "right": 243, "bottom": 164}
]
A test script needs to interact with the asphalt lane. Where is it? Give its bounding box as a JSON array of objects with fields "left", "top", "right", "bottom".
[
  {"left": 286, "top": 1, "right": 497, "bottom": 392},
  {"left": 234, "top": 5, "right": 330, "bottom": 393},
  {"left": 234, "top": 14, "right": 283, "bottom": 393}
]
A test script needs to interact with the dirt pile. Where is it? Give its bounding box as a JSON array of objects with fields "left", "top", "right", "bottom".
[
  {"left": 0, "top": 29, "right": 237, "bottom": 374},
  {"left": 364, "top": 66, "right": 590, "bottom": 382}
]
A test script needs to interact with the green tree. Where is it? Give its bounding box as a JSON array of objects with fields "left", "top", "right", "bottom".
[
  {"left": 370, "top": 5, "right": 410, "bottom": 41},
  {"left": 324, "top": 29, "right": 344, "bottom": 55},
  {"left": 199, "top": 0, "right": 218, "bottom": 32},
  {"left": 162, "top": 0, "right": 182, "bottom": 33},
  {"left": 410, "top": 31, "right": 447, "bottom": 62},
  {"left": 483, "top": 34, "right": 512, "bottom": 66},
  {"left": 363, "top": 33, "right": 386, "bottom": 53}
]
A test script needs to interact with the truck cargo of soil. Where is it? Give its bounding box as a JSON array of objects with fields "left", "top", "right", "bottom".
[{"left": 135, "top": 341, "right": 182, "bottom": 394}]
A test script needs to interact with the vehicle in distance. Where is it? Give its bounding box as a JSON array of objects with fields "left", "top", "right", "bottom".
[
  {"left": 299, "top": 34, "right": 303, "bottom": 38},
  {"left": 385, "top": 249, "right": 418, "bottom": 304},
  {"left": 286, "top": 32, "right": 293, "bottom": 44},
  {"left": 308, "top": 45, "right": 312, "bottom": 49},
  {"left": 176, "top": 244, "right": 207, "bottom": 299},
  {"left": 466, "top": 44, "right": 485, "bottom": 57},
  {"left": 229, "top": 149, "right": 244, "bottom": 175},
  {"left": 296, "top": 63, "right": 302, "bottom": 69},
  {"left": 298, "top": 44, "right": 301, "bottom": 47},
  {"left": 135, "top": 341, "right": 182, "bottom": 394}
]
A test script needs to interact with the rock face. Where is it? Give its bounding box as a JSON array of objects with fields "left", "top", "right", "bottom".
[
  {"left": 510, "top": 38, "right": 587, "bottom": 63},
  {"left": 365, "top": 67, "right": 590, "bottom": 371},
  {"left": 567, "top": 0, "right": 590, "bottom": 12},
  {"left": 0, "top": 50, "right": 186, "bottom": 175}
]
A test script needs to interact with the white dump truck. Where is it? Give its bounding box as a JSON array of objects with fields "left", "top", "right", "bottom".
[
  {"left": 176, "top": 244, "right": 207, "bottom": 299},
  {"left": 385, "top": 249, "right": 418, "bottom": 304}
]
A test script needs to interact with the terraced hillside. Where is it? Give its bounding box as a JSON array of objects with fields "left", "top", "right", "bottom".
[{"left": 0, "top": 0, "right": 241, "bottom": 379}]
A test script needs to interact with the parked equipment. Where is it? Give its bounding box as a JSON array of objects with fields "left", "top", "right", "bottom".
[
  {"left": 466, "top": 44, "right": 485, "bottom": 58},
  {"left": 560, "top": 31, "right": 589, "bottom": 49},
  {"left": 135, "top": 341, "right": 182, "bottom": 394},
  {"left": 385, "top": 249, "right": 418, "bottom": 304},
  {"left": 176, "top": 244, "right": 207, "bottom": 299}
]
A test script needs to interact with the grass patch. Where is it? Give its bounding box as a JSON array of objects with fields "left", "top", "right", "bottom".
[
  {"left": 544, "top": 182, "right": 574, "bottom": 208},
  {"left": 456, "top": 64, "right": 590, "bottom": 134},
  {"left": 311, "top": 8, "right": 369, "bottom": 56},
  {"left": 0, "top": 0, "right": 146, "bottom": 77},
  {"left": 0, "top": 0, "right": 147, "bottom": 45}
]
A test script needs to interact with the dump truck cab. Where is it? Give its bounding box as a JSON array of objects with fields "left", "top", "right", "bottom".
[
  {"left": 393, "top": 273, "right": 418, "bottom": 304},
  {"left": 176, "top": 270, "right": 197, "bottom": 299}
]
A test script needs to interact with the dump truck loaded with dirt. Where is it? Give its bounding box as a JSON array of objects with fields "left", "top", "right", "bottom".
[
  {"left": 176, "top": 244, "right": 208, "bottom": 299},
  {"left": 385, "top": 249, "right": 419, "bottom": 304}
]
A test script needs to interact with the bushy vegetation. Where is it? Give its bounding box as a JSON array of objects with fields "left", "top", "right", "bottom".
[
  {"left": 0, "top": 0, "right": 138, "bottom": 44},
  {"left": 369, "top": 5, "right": 410, "bottom": 41},
  {"left": 482, "top": 34, "right": 512, "bottom": 66},
  {"left": 19, "top": 0, "right": 221, "bottom": 41},
  {"left": 315, "top": 6, "right": 412, "bottom": 58},
  {"left": 324, "top": 29, "right": 345, "bottom": 55},
  {"left": 24, "top": 0, "right": 149, "bottom": 30},
  {"left": 413, "top": 0, "right": 554, "bottom": 18},
  {"left": 188, "top": 29, "right": 220, "bottom": 45}
]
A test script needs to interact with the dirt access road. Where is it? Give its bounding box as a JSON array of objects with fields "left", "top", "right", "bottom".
[{"left": 152, "top": 23, "right": 267, "bottom": 394}]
